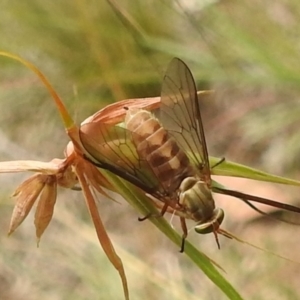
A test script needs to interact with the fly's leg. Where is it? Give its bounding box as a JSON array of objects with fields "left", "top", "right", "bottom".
[
  {"left": 138, "top": 213, "right": 152, "bottom": 221},
  {"left": 138, "top": 201, "right": 169, "bottom": 221},
  {"left": 179, "top": 217, "right": 188, "bottom": 253},
  {"left": 212, "top": 223, "right": 221, "bottom": 250},
  {"left": 211, "top": 157, "right": 225, "bottom": 169}
]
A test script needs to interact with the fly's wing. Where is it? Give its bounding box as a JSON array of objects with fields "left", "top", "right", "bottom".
[
  {"left": 158, "top": 58, "right": 211, "bottom": 185},
  {"left": 79, "top": 121, "right": 161, "bottom": 195}
]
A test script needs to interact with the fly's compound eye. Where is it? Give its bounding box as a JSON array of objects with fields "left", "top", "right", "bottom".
[{"left": 194, "top": 208, "right": 225, "bottom": 234}]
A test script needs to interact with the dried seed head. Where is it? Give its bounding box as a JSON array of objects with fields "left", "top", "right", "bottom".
[
  {"left": 34, "top": 175, "right": 57, "bottom": 246},
  {"left": 70, "top": 157, "right": 114, "bottom": 201},
  {"left": 81, "top": 96, "right": 160, "bottom": 125},
  {"left": 55, "top": 163, "right": 78, "bottom": 189},
  {"left": 8, "top": 174, "right": 46, "bottom": 235}
]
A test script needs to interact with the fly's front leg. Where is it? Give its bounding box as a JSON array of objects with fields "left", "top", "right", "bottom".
[
  {"left": 138, "top": 195, "right": 170, "bottom": 221},
  {"left": 179, "top": 217, "right": 188, "bottom": 253}
]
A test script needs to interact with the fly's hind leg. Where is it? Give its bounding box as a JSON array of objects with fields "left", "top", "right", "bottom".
[{"left": 138, "top": 194, "right": 169, "bottom": 221}]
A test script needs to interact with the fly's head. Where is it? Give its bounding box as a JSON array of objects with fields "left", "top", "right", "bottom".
[
  {"left": 194, "top": 207, "right": 225, "bottom": 249},
  {"left": 194, "top": 208, "right": 225, "bottom": 235}
]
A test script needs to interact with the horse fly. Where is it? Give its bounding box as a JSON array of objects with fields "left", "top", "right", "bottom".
[
  {"left": 123, "top": 93, "right": 224, "bottom": 250},
  {"left": 80, "top": 58, "right": 300, "bottom": 252}
]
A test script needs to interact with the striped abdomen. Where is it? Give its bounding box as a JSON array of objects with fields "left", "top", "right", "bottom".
[{"left": 125, "top": 108, "right": 192, "bottom": 193}]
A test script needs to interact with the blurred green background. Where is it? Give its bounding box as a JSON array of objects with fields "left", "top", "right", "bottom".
[{"left": 1, "top": 0, "right": 300, "bottom": 299}]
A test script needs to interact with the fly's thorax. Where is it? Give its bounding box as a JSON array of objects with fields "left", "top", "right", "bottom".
[{"left": 178, "top": 177, "right": 216, "bottom": 222}]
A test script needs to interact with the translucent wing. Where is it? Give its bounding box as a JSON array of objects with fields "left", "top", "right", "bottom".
[
  {"left": 158, "top": 58, "right": 211, "bottom": 185},
  {"left": 79, "top": 122, "right": 163, "bottom": 195}
]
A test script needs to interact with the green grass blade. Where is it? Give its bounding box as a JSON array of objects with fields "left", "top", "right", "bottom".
[
  {"left": 102, "top": 170, "right": 244, "bottom": 300},
  {"left": 209, "top": 157, "right": 300, "bottom": 186}
]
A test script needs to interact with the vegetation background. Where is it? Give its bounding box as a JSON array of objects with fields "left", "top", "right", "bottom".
[{"left": 1, "top": 0, "right": 300, "bottom": 299}]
